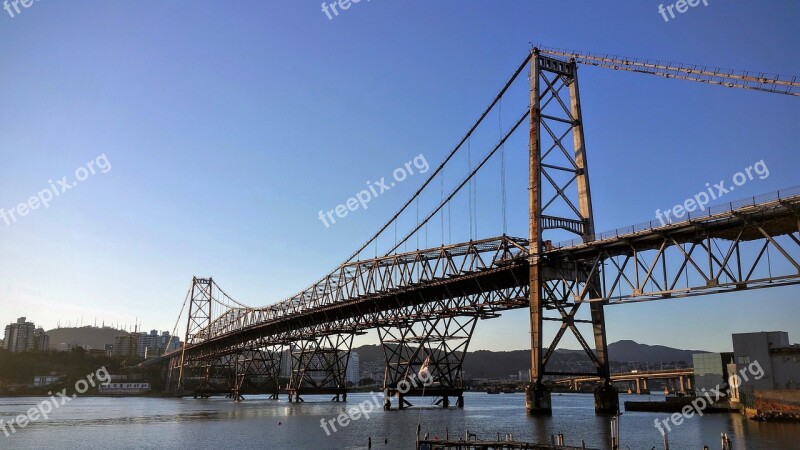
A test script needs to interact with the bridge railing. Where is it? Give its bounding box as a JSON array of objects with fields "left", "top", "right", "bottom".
[{"left": 551, "top": 185, "right": 800, "bottom": 250}]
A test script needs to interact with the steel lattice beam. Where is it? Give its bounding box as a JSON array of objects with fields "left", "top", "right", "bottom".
[{"left": 166, "top": 192, "right": 800, "bottom": 399}]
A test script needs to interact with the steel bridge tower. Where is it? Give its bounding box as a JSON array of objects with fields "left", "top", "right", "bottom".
[{"left": 526, "top": 49, "right": 618, "bottom": 414}]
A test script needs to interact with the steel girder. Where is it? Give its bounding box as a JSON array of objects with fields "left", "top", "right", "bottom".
[
  {"left": 547, "top": 201, "right": 800, "bottom": 304},
  {"left": 167, "top": 192, "right": 800, "bottom": 400}
]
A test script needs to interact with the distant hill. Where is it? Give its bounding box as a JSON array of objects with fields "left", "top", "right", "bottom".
[
  {"left": 353, "top": 340, "right": 708, "bottom": 379},
  {"left": 352, "top": 344, "right": 384, "bottom": 363},
  {"left": 45, "top": 327, "right": 129, "bottom": 351},
  {"left": 606, "top": 339, "right": 707, "bottom": 364}
]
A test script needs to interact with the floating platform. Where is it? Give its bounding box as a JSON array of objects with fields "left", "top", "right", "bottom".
[{"left": 624, "top": 398, "right": 735, "bottom": 413}]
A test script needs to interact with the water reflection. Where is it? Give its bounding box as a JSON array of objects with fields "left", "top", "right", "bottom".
[{"left": 0, "top": 393, "right": 797, "bottom": 449}]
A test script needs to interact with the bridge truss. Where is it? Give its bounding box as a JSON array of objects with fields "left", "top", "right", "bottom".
[{"left": 161, "top": 47, "right": 800, "bottom": 414}]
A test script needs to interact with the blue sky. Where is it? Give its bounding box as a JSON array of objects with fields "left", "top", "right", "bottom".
[{"left": 0, "top": 0, "right": 798, "bottom": 353}]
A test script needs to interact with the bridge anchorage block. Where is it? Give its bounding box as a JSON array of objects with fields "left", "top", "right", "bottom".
[
  {"left": 525, "top": 383, "right": 552, "bottom": 415},
  {"left": 593, "top": 384, "right": 620, "bottom": 414}
]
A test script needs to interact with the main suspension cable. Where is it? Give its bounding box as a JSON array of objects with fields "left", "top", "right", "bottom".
[
  {"left": 386, "top": 108, "right": 529, "bottom": 255},
  {"left": 343, "top": 53, "right": 532, "bottom": 263}
]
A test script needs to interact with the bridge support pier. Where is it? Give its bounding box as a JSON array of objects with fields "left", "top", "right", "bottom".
[
  {"left": 287, "top": 333, "right": 354, "bottom": 402},
  {"left": 231, "top": 347, "right": 283, "bottom": 402},
  {"left": 594, "top": 383, "right": 619, "bottom": 414},
  {"left": 382, "top": 387, "right": 462, "bottom": 410},
  {"left": 379, "top": 314, "right": 475, "bottom": 411},
  {"left": 525, "top": 383, "right": 552, "bottom": 415},
  {"left": 634, "top": 378, "right": 651, "bottom": 395}
]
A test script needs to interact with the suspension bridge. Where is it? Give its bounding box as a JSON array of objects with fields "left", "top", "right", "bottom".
[{"left": 159, "top": 46, "right": 800, "bottom": 414}]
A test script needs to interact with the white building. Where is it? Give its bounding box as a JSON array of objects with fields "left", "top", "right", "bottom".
[
  {"left": 138, "top": 330, "right": 181, "bottom": 358},
  {"left": 732, "top": 331, "right": 800, "bottom": 392},
  {"left": 347, "top": 352, "right": 360, "bottom": 385},
  {"left": 3, "top": 317, "right": 36, "bottom": 352},
  {"left": 280, "top": 349, "right": 292, "bottom": 378}
]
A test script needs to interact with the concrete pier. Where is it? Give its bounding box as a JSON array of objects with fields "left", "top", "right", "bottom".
[
  {"left": 593, "top": 384, "right": 619, "bottom": 414},
  {"left": 525, "top": 383, "right": 552, "bottom": 415}
]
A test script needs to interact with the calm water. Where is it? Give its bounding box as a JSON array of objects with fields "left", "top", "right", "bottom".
[{"left": 1, "top": 392, "right": 799, "bottom": 449}]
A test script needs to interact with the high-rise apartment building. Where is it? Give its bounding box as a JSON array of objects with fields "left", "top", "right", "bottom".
[{"left": 3, "top": 317, "right": 38, "bottom": 352}]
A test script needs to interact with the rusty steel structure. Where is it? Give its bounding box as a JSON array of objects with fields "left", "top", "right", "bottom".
[
  {"left": 162, "top": 47, "right": 800, "bottom": 414},
  {"left": 526, "top": 48, "right": 617, "bottom": 413}
]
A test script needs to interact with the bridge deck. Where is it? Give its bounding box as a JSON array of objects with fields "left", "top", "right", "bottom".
[{"left": 171, "top": 189, "right": 799, "bottom": 359}]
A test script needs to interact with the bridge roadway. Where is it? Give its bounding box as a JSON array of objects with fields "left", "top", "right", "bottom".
[
  {"left": 553, "top": 368, "right": 695, "bottom": 391},
  {"left": 177, "top": 189, "right": 800, "bottom": 360}
]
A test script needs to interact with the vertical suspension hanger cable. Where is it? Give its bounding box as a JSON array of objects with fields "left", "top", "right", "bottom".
[
  {"left": 472, "top": 140, "right": 478, "bottom": 240},
  {"left": 448, "top": 174, "right": 452, "bottom": 245},
  {"left": 416, "top": 198, "right": 420, "bottom": 249},
  {"left": 440, "top": 171, "right": 444, "bottom": 247},
  {"left": 343, "top": 53, "right": 531, "bottom": 264},
  {"left": 500, "top": 97, "right": 508, "bottom": 235},
  {"left": 387, "top": 108, "right": 529, "bottom": 256},
  {"left": 468, "top": 137, "right": 474, "bottom": 240},
  {"left": 448, "top": 197, "right": 452, "bottom": 244},
  {"left": 424, "top": 202, "right": 428, "bottom": 249},
  {"left": 474, "top": 168, "right": 478, "bottom": 240}
]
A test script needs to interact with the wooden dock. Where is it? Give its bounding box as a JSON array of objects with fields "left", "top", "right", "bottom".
[
  {"left": 417, "top": 440, "right": 594, "bottom": 450},
  {"left": 415, "top": 430, "right": 597, "bottom": 450}
]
